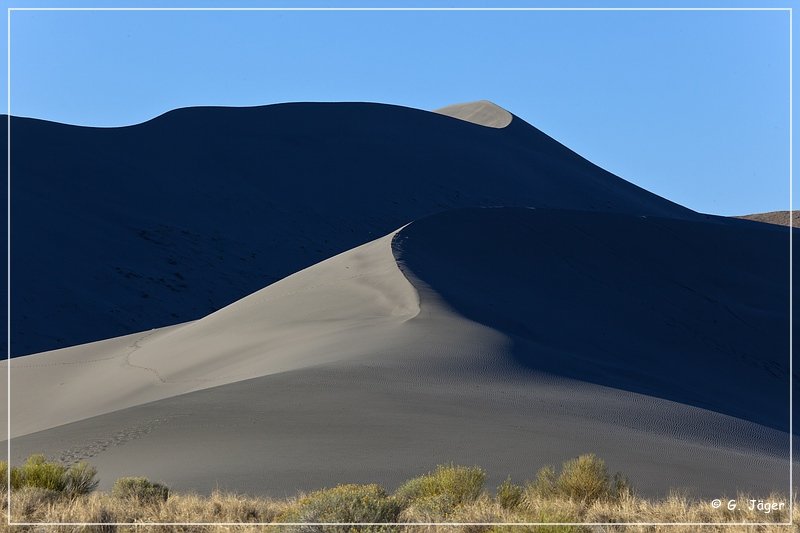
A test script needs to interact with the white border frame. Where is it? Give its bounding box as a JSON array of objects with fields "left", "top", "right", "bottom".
[{"left": 5, "top": 5, "right": 794, "bottom": 528}]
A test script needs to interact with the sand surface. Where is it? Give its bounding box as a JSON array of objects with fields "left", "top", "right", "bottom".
[{"left": 9, "top": 363, "right": 789, "bottom": 499}]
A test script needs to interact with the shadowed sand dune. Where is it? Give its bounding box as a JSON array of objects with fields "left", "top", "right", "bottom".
[
  {"left": 4, "top": 101, "right": 796, "bottom": 501},
  {"left": 394, "top": 207, "right": 791, "bottom": 431},
  {"left": 7, "top": 101, "right": 695, "bottom": 356}
]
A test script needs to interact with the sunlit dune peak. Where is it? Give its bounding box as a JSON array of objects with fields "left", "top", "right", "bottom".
[{"left": 433, "top": 100, "right": 513, "bottom": 128}]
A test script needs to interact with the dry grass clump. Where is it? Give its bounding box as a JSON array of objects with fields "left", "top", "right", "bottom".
[
  {"left": 0, "top": 454, "right": 796, "bottom": 533},
  {"left": 495, "top": 477, "right": 524, "bottom": 510},
  {"left": 527, "top": 454, "right": 630, "bottom": 504},
  {"left": 112, "top": 477, "right": 170, "bottom": 504},
  {"left": 7, "top": 487, "right": 290, "bottom": 528},
  {"left": 582, "top": 490, "right": 794, "bottom": 532},
  {"left": 276, "top": 483, "right": 401, "bottom": 532},
  {"left": 395, "top": 464, "right": 486, "bottom": 521},
  {"left": 151, "top": 489, "right": 289, "bottom": 524}
]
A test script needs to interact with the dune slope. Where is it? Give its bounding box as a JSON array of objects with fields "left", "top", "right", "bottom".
[
  {"left": 393, "top": 207, "right": 793, "bottom": 432},
  {"left": 4, "top": 232, "right": 416, "bottom": 437}
]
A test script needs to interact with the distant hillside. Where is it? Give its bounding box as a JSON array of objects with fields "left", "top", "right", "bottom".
[{"left": 737, "top": 210, "right": 799, "bottom": 228}]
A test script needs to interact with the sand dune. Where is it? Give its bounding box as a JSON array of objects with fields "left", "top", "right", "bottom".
[
  {"left": 7, "top": 101, "right": 695, "bottom": 356},
  {"left": 5, "top": 101, "right": 795, "bottom": 501},
  {"left": 5, "top": 208, "right": 793, "bottom": 498}
]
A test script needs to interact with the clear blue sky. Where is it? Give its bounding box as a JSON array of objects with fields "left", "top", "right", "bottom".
[{"left": 2, "top": 1, "right": 794, "bottom": 216}]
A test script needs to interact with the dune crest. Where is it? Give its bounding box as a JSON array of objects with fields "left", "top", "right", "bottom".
[{"left": 433, "top": 100, "right": 513, "bottom": 128}]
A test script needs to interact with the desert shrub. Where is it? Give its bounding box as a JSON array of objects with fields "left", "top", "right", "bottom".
[
  {"left": 9, "top": 463, "right": 23, "bottom": 491},
  {"left": 65, "top": 461, "right": 99, "bottom": 497},
  {"left": 556, "top": 454, "right": 610, "bottom": 503},
  {"left": 496, "top": 476, "right": 524, "bottom": 509},
  {"left": 277, "top": 483, "right": 400, "bottom": 532},
  {"left": 610, "top": 471, "right": 633, "bottom": 500},
  {"left": 5, "top": 455, "right": 98, "bottom": 498},
  {"left": 528, "top": 454, "right": 629, "bottom": 504},
  {"left": 13, "top": 454, "right": 68, "bottom": 493},
  {"left": 398, "top": 492, "right": 462, "bottom": 522},
  {"left": 112, "top": 477, "right": 170, "bottom": 504},
  {"left": 528, "top": 465, "right": 558, "bottom": 499},
  {"left": 395, "top": 464, "right": 486, "bottom": 509}
]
